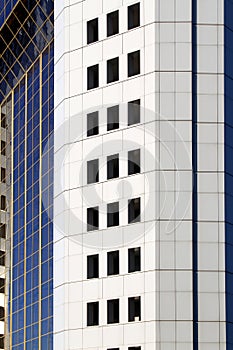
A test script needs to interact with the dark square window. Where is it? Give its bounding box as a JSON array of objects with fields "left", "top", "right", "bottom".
[
  {"left": 107, "top": 250, "right": 119, "bottom": 276},
  {"left": 1, "top": 141, "right": 6, "bottom": 156},
  {"left": 128, "top": 2, "right": 140, "bottom": 30},
  {"left": 87, "top": 302, "right": 99, "bottom": 326},
  {"left": 128, "top": 347, "right": 141, "bottom": 350},
  {"left": 87, "top": 111, "right": 99, "bottom": 137},
  {"left": 0, "top": 251, "right": 5, "bottom": 266},
  {"left": 87, "top": 254, "right": 99, "bottom": 279},
  {"left": 87, "top": 206, "right": 99, "bottom": 231},
  {"left": 128, "top": 50, "right": 140, "bottom": 77},
  {"left": 128, "top": 197, "right": 140, "bottom": 224},
  {"left": 107, "top": 10, "right": 119, "bottom": 37},
  {"left": 107, "top": 202, "right": 119, "bottom": 227},
  {"left": 128, "top": 149, "right": 140, "bottom": 175},
  {"left": 0, "top": 225, "right": 6, "bottom": 239},
  {"left": 0, "top": 279, "right": 4, "bottom": 294},
  {"left": 1, "top": 113, "right": 6, "bottom": 129},
  {"left": 107, "top": 105, "right": 119, "bottom": 131},
  {"left": 107, "top": 57, "right": 119, "bottom": 84},
  {"left": 87, "top": 18, "right": 98, "bottom": 44},
  {"left": 0, "top": 196, "right": 6, "bottom": 211},
  {"left": 128, "top": 99, "right": 140, "bottom": 125},
  {"left": 107, "top": 299, "right": 119, "bottom": 324},
  {"left": 87, "top": 159, "right": 99, "bottom": 184},
  {"left": 128, "top": 296, "right": 141, "bottom": 322},
  {"left": 107, "top": 154, "right": 119, "bottom": 179},
  {"left": 128, "top": 247, "right": 141, "bottom": 273},
  {"left": 87, "top": 64, "right": 99, "bottom": 90},
  {"left": 1, "top": 168, "right": 6, "bottom": 183}
]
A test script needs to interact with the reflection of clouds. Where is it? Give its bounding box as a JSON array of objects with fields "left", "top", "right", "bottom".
[{"left": 48, "top": 104, "right": 192, "bottom": 249}]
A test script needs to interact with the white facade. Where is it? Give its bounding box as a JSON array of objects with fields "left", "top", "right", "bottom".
[{"left": 54, "top": 1, "right": 226, "bottom": 349}]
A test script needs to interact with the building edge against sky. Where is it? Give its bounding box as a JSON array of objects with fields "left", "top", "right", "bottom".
[{"left": 0, "top": 0, "right": 54, "bottom": 349}]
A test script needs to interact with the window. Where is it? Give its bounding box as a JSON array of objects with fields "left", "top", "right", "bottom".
[
  {"left": 87, "top": 64, "right": 99, "bottom": 90},
  {"left": 87, "top": 111, "right": 99, "bottom": 137},
  {"left": 87, "top": 302, "right": 99, "bottom": 326},
  {"left": 107, "top": 250, "right": 119, "bottom": 276},
  {"left": 128, "top": 2, "right": 140, "bottom": 30},
  {"left": 0, "top": 196, "right": 6, "bottom": 211},
  {"left": 107, "top": 105, "right": 119, "bottom": 131},
  {"left": 128, "top": 247, "right": 141, "bottom": 273},
  {"left": 128, "top": 296, "right": 141, "bottom": 322},
  {"left": 0, "top": 251, "right": 5, "bottom": 266},
  {"left": 107, "top": 154, "right": 119, "bottom": 179},
  {"left": 128, "top": 197, "right": 140, "bottom": 224},
  {"left": 128, "top": 149, "right": 140, "bottom": 175},
  {"left": 129, "top": 347, "right": 141, "bottom": 350},
  {"left": 128, "top": 50, "right": 140, "bottom": 77},
  {"left": 0, "top": 279, "right": 4, "bottom": 294},
  {"left": 0, "top": 307, "right": 4, "bottom": 321},
  {"left": 107, "top": 57, "right": 119, "bottom": 84},
  {"left": 0, "top": 336, "right": 4, "bottom": 349},
  {"left": 1, "top": 113, "right": 6, "bottom": 129},
  {"left": 107, "top": 202, "right": 119, "bottom": 227},
  {"left": 108, "top": 349, "right": 119, "bottom": 350},
  {"left": 107, "top": 299, "right": 119, "bottom": 324},
  {"left": 1, "top": 141, "right": 6, "bottom": 156},
  {"left": 0, "top": 225, "right": 6, "bottom": 239},
  {"left": 87, "top": 159, "right": 99, "bottom": 184},
  {"left": 107, "top": 10, "right": 119, "bottom": 37},
  {"left": 87, "top": 18, "right": 98, "bottom": 44},
  {"left": 1, "top": 168, "right": 6, "bottom": 183},
  {"left": 128, "top": 99, "right": 140, "bottom": 125},
  {"left": 87, "top": 254, "right": 99, "bottom": 279},
  {"left": 87, "top": 207, "right": 99, "bottom": 231}
]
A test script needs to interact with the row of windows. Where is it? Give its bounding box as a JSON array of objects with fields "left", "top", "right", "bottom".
[
  {"left": 87, "top": 296, "right": 141, "bottom": 326},
  {"left": 87, "top": 247, "right": 140, "bottom": 279},
  {"left": 87, "top": 99, "right": 140, "bottom": 137},
  {"left": 87, "top": 148, "right": 140, "bottom": 184},
  {"left": 87, "top": 50, "right": 140, "bottom": 90},
  {"left": 87, "top": 197, "right": 140, "bottom": 231},
  {"left": 87, "top": 2, "right": 140, "bottom": 44}
]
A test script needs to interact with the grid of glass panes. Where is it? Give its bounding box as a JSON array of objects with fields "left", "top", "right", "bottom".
[
  {"left": 10, "top": 42, "right": 53, "bottom": 349},
  {"left": 0, "top": 0, "right": 54, "bottom": 102},
  {"left": 0, "top": 0, "right": 18, "bottom": 28}
]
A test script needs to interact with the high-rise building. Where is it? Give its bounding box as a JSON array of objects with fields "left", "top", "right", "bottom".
[
  {"left": 0, "top": 1, "right": 54, "bottom": 349},
  {"left": 1, "top": 0, "right": 233, "bottom": 350}
]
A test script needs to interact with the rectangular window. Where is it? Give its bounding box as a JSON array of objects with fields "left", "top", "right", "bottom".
[
  {"left": 107, "top": 299, "right": 119, "bottom": 324},
  {"left": 0, "top": 337, "right": 4, "bottom": 349},
  {"left": 0, "top": 279, "right": 4, "bottom": 293},
  {"left": 0, "top": 196, "right": 6, "bottom": 211},
  {"left": 128, "top": 149, "right": 140, "bottom": 175},
  {"left": 128, "top": 197, "right": 140, "bottom": 224},
  {"left": 0, "top": 307, "right": 4, "bottom": 321},
  {"left": 128, "top": 99, "right": 140, "bottom": 126},
  {"left": 128, "top": 50, "right": 140, "bottom": 77},
  {"left": 87, "top": 254, "right": 99, "bottom": 279},
  {"left": 128, "top": 247, "right": 141, "bottom": 273},
  {"left": 128, "top": 296, "right": 141, "bottom": 322},
  {"left": 107, "top": 10, "right": 119, "bottom": 37},
  {"left": 107, "top": 202, "right": 119, "bottom": 227},
  {"left": 87, "top": 111, "right": 99, "bottom": 137},
  {"left": 0, "top": 224, "right": 6, "bottom": 239},
  {"left": 1, "top": 113, "right": 6, "bottom": 129},
  {"left": 1, "top": 168, "right": 6, "bottom": 183},
  {"left": 107, "top": 154, "right": 119, "bottom": 179},
  {"left": 1, "top": 141, "right": 6, "bottom": 156},
  {"left": 0, "top": 251, "right": 5, "bottom": 266},
  {"left": 87, "top": 302, "right": 99, "bottom": 326},
  {"left": 87, "top": 18, "right": 98, "bottom": 44},
  {"left": 128, "top": 347, "right": 141, "bottom": 350},
  {"left": 107, "top": 57, "right": 119, "bottom": 84},
  {"left": 128, "top": 2, "right": 140, "bottom": 30},
  {"left": 107, "top": 250, "right": 119, "bottom": 276},
  {"left": 107, "top": 105, "right": 119, "bottom": 131},
  {"left": 87, "top": 206, "right": 99, "bottom": 231},
  {"left": 87, "top": 64, "right": 99, "bottom": 90},
  {"left": 87, "top": 159, "right": 99, "bottom": 184}
]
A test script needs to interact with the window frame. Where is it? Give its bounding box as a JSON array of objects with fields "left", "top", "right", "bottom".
[{"left": 87, "top": 18, "right": 99, "bottom": 44}]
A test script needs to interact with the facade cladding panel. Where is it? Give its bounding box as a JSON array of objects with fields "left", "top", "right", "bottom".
[{"left": 0, "top": 0, "right": 54, "bottom": 349}]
